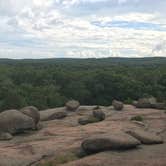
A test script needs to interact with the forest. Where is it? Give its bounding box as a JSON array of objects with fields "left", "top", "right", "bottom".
[{"left": 0, "top": 57, "right": 166, "bottom": 111}]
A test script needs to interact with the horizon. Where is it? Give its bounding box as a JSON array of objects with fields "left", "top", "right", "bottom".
[
  {"left": 0, "top": 0, "right": 166, "bottom": 59},
  {"left": 1, "top": 56, "right": 166, "bottom": 61}
]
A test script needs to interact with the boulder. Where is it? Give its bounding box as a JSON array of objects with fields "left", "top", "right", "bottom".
[
  {"left": 0, "top": 132, "right": 13, "bottom": 140},
  {"left": 0, "top": 110, "right": 35, "bottom": 135},
  {"left": 93, "top": 110, "right": 105, "bottom": 121},
  {"left": 112, "top": 100, "right": 124, "bottom": 110},
  {"left": 78, "top": 116, "right": 100, "bottom": 125},
  {"left": 40, "top": 107, "right": 67, "bottom": 121},
  {"left": 155, "top": 102, "right": 166, "bottom": 110},
  {"left": 135, "top": 97, "right": 157, "bottom": 108},
  {"left": 43, "top": 111, "right": 67, "bottom": 121},
  {"left": 65, "top": 100, "right": 80, "bottom": 111},
  {"left": 126, "top": 129, "right": 164, "bottom": 144},
  {"left": 20, "top": 106, "right": 40, "bottom": 125},
  {"left": 82, "top": 133, "right": 140, "bottom": 154}
]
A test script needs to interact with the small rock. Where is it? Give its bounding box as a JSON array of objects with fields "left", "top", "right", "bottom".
[
  {"left": 82, "top": 132, "right": 140, "bottom": 154},
  {"left": 0, "top": 132, "right": 13, "bottom": 140},
  {"left": 66, "top": 100, "right": 80, "bottom": 111},
  {"left": 136, "top": 97, "right": 157, "bottom": 108},
  {"left": 78, "top": 116, "right": 100, "bottom": 125},
  {"left": 112, "top": 100, "right": 124, "bottom": 111},
  {"left": 126, "top": 129, "right": 164, "bottom": 144},
  {"left": 0, "top": 110, "right": 35, "bottom": 135},
  {"left": 93, "top": 110, "right": 105, "bottom": 121}
]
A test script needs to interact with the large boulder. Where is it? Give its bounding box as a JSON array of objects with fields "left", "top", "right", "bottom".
[
  {"left": 65, "top": 100, "right": 80, "bottom": 111},
  {"left": 93, "top": 110, "right": 105, "bottom": 121},
  {"left": 126, "top": 129, "right": 164, "bottom": 144},
  {"left": 40, "top": 107, "right": 67, "bottom": 121},
  {"left": 135, "top": 97, "right": 157, "bottom": 108},
  {"left": 0, "top": 110, "right": 35, "bottom": 135},
  {"left": 20, "top": 106, "right": 40, "bottom": 125},
  {"left": 112, "top": 100, "right": 124, "bottom": 111},
  {"left": 82, "top": 133, "right": 140, "bottom": 154}
]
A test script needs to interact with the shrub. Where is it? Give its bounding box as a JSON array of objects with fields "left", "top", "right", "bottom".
[{"left": 131, "top": 115, "right": 144, "bottom": 122}]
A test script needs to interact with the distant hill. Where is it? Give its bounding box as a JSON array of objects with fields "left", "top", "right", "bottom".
[{"left": 0, "top": 57, "right": 166, "bottom": 66}]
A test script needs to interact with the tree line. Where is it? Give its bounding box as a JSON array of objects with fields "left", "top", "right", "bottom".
[{"left": 0, "top": 57, "right": 166, "bottom": 111}]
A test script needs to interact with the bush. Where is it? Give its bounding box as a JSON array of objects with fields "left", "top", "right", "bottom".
[
  {"left": 37, "top": 152, "right": 78, "bottom": 166},
  {"left": 131, "top": 115, "right": 144, "bottom": 122}
]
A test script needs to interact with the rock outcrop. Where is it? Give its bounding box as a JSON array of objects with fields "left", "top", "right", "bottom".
[
  {"left": 82, "top": 132, "right": 141, "bottom": 154},
  {"left": 40, "top": 107, "right": 67, "bottom": 121},
  {"left": 0, "top": 110, "right": 35, "bottom": 138},
  {"left": 126, "top": 129, "right": 164, "bottom": 144},
  {"left": 20, "top": 106, "right": 40, "bottom": 126}
]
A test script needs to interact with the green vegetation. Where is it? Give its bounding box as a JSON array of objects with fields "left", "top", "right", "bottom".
[
  {"left": 38, "top": 152, "right": 78, "bottom": 166},
  {"left": 0, "top": 57, "right": 166, "bottom": 111},
  {"left": 131, "top": 115, "right": 144, "bottom": 122}
]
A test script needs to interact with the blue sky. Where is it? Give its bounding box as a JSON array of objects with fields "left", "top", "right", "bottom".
[{"left": 0, "top": 0, "right": 166, "bottom": 59}]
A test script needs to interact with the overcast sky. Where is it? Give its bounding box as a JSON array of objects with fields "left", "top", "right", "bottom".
[{"left": 0, "top": 0, "right": 166, "bottom": 59}]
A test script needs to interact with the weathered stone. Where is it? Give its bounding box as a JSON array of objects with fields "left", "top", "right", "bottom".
[
  {"left": 0, "top": 132, "right": 13, "bottom": 140},
  {"left": 20, "top": 106, "right": 40, "bottom": 125},
  {"left": 82, "top": 133, "right": 141, "bottom": 153},
  {"left": 136, "top": 97, "right": 157, "bottom": 108},
  {"left": 93, "top": 110, "right": 105, "bottom": 121},
  {"left": 112, "top": 100, "right": 124, "bottom": 110},
  {"left": 78, "top": 116, "right": 100, "bottom": 125},
  {"left": 66, "top": 100, "right": 80, "bottom": 111},
  {"left": 40, "top": 107, "right": 67, "bottom": 121},
  {"left": 0, "top": 110, "right": 35, "bottom": 135},
  {"left": 126, "top": 129, "right": 164, "bottom": 144}
]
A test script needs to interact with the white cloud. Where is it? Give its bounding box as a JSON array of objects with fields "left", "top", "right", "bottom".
[{"left": 0, "top": 0, "right": 166, "bottom": 58}]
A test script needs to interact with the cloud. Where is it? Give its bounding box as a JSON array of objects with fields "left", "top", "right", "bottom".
[{"left": 0, "top": 0, "right": 166, "bottom": 58}]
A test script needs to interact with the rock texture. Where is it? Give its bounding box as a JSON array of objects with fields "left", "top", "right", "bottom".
[
  {"left": 135, "top": 97, "right": 157, "bottom": 108},
  {"left": 66, "top": 100, "right": 80, "bottom": 111},
  {"left": 40, "top": 107, "right": 67, "bottom": 121},
  {"left": 0, "top": 110, "right": 35, "bottom": 135},
  {"left": 126, "top": 129, "right": 164, "bottom": 144},
  {"left": 82, "top": 132, "right": 141, "bottom": 153},
  {"left": 112, "top": 100, "right": 124, "bottom": 110},
  {"left": 20, "top": 106, "right": 40, "bottom": 125},
  {"left": 0, "top": 105, "right": 165, "bottom": 166},
  {"left": 93, "top": 110, "right": 105, "bottom": 121}
]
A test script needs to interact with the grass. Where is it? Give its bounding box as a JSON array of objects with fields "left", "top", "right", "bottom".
[
  {"left": 38, "top": 152, "right": 79, "bottom": 166},
  {"left": 130, "top": 115, "right": 144, "bottom": 122}
]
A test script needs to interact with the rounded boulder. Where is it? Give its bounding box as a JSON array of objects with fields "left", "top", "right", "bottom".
[
  {"left": 82, "top": 132, "right": 141, "bottom": 154},
  {"left": 112, "top": 100, "right": 124, "bottom": 111},
  {"left": 20, "top": 106, "right": 40, "bottom": 125},
  {"left": 65, "top": 100, "right": 80, "bottom": 111},
  {"left": 0, "top": 110, "right": 35, "bottom": 135}
]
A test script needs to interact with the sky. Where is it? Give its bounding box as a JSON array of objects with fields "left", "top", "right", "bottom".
[{"left": 0, "top": 0, "right": 166, "bottom": 59}]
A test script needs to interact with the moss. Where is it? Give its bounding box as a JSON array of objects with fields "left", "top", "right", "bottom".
[
  {"left": 38, "top": 152, "right": 78, "bottom": 166},
  {"left": 131, "top": 115, "right": 144, "bottom": 122},
  {"left": 124, "top": 98, "right": 133, "bottom": 104}
]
